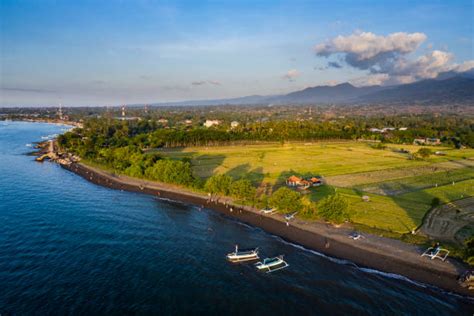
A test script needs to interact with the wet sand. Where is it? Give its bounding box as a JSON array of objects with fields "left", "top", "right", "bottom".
[{"left": 62, "top": 162, "right": 472, "bottom": 297}]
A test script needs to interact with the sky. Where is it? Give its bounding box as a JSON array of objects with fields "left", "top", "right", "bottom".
[{"left": 1, "top": 0, "right": 473, "bottom": 106}]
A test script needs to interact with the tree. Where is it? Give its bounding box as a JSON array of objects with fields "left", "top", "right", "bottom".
[
  {"left": 269, "top": 187, "right": 301, "bottom": 212},
  {"left": 431, "top": 197, "right": 441, "bottom": 208},
  {"left": 204, "top": 174, "right": 233, "bottom": 195},
  {"left": 317, "top": 194, "right": 349, "bottom": 224},
  {"left": 416, "top": 148, "right": 432, "bottom": 159},
  {"left": 144, "top": 159, "right": 194, "bottom": 185},
  {"left": 230, "top": 179, "right": 256, "bottom": 201}
]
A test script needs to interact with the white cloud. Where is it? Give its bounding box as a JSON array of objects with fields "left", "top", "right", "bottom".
[
  {"left": 191, "top": 80, "right": 221, "bottom": 86},
  {"left": 283, "top": 69, "right": 300, "bottom": 81},
  {"left": 324, "top": 80, "right": 339, "bottom": 86},
  {"left": 453, "top": 60, "right": 474, "bottom": 73},
  {"left": 380, "top": 50, "right": 453, "bottom": 81},
  {"left": 315, "top": 31, "right": 474, "bottom": 85},
  {"left": 315, "top": 31, "right": 426, "bottom": 68}
]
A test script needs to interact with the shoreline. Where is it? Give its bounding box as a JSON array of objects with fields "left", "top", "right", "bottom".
[
  {"left": 60, "top": 161, "right": 473, "bottom": 297},
  {"left": 2, "top": 117, "right": 83, "bottom": 128}
]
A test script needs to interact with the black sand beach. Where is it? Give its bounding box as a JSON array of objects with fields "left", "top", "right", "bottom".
[{"left": 61, "top": 161, "right": 472, "bottom": 297}]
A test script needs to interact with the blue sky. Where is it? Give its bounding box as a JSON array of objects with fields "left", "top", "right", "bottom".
[{"left": 1, "top": 0, "right": 473, "bottom": 106}]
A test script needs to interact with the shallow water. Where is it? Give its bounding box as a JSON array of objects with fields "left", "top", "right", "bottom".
[{"left": 0, "top": 121, "right": 472, "bottom": 315}]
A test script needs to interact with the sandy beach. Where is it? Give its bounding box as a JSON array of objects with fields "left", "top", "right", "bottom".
[{"left": 56, "top": 161, "right": 474, "bottom": 297}]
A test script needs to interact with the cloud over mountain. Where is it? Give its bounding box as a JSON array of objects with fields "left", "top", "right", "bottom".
[
  {"left": 283, "top": 69, "right": 300, "bottom": 81},
  {"left": 315, "top": 31, "right": 473, "bottom": 86}
]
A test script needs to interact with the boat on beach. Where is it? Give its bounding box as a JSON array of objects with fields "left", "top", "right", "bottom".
[
  {"left": 260, "top": 207, "right": 277, "bottom": 214},
  {"left": 255, "top": 256, "right": 289, "bottom": 273},
  {"left": 226, "top": 245, "right": 259, "bottom": 262},
  {"left": 284, "top": 211, "right": 298, "bottom": 221}
]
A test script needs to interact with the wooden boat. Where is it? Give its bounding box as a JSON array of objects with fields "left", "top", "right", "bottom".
[
  {"left": 261, "top": 207, "right": 277, "bottom": 214},
  {"left": 226, "top": 245, "right": 259, "bottom": 262},
  {"left": 255, "top": 256, "right": 289, "bottom": 273}
]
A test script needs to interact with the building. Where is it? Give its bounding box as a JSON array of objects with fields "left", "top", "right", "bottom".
[
  {"left": 426, "top": 138, "right": 441, "bottom": 145},
  {"left": 204, "top": 119, "right": 220, "bottom": 128},
  {"left": 413, "top": 138, "right": 441, "bottom": 145},
  {"left": 413, "top": 138, "right": 426, "bottom": 145},
  {"left": 369, "top": 127, "right": 396, "bottom": 133},
  {"left": 286, "top": 175, "right": 322, "bottom": 189},
  {"left": 230, "top": 121, "right": 239, "bottom": 128},
  {"left": 286, "top": 175, "right": 303, "bottom": 187},
  {"left": 158, "top": 118, "right": 169, "bottom": 124}
]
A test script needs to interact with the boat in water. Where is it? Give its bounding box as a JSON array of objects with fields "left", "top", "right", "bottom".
[
  {"left": 255, "top": 256, "right": 289, "bottom": 273},
  {"left": 226, "top": 245, "right": 259, "bottom": 262}
]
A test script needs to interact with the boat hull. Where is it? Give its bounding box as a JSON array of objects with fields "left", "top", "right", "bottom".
[{"left": 227, "top": 253, "right": 259, "bottom": 262}]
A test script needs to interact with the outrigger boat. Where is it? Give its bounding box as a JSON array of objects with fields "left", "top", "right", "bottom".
[
  {"left": 421, "top": 246, "right": 450, "bottom": 261},
  {"left": 261, "top": 207, "right": 277, "bottom": 214},
  {"left": 255, "top": 256, "right": 289, "bottom": 273},
  {"left": 226, "top": 245, "right": 259, "bottom": 262},
  {"left": 284, "top": 211, "right": 298, "bottom": 221}
]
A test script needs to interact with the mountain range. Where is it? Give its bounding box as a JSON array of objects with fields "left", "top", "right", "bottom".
[{"left": 151, "top": 69, "right": 474, "bottom": 106}]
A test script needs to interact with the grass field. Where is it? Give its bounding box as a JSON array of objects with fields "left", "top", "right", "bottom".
[{"left": 160, "top": 141, "right": 474, "bottom": 234}]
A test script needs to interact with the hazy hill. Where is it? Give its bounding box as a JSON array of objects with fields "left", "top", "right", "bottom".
[{"left": 150, "top": 71, "right": 474, "bottom": 106}]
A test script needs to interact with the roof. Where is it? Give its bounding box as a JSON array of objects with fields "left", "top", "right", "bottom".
[{"left": 287, "top": 175, "right": 302, "bottom": 182}]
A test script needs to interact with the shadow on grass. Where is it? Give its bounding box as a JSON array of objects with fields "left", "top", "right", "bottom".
[{"left": 189, "top": 153, "right": 226, "bottom": 179}]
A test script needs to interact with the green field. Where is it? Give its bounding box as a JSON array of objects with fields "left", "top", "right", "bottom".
[{"left": 160, "top": 142, "right": 474, "bottom": 233}]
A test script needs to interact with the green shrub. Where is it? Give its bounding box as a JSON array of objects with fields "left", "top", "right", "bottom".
[
  {"left": 204, "top": 174, "right": 233, "bottom": 195},
  {"left": 269, "top": 187, "right": 302, "bottom": 212},
  {"left": 317, "top": 194, "right": 349, "bottom": 224},
  {"left": 230, "top": 179, "right": 256, "bottom": 201}
]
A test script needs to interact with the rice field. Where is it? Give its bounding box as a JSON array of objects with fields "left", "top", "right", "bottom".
[
  {"left": 353, "top": 167, "right": 474, "bottom": 196},
  {"left": 161, "top": 141, "right": 474, "bottom": 233}
]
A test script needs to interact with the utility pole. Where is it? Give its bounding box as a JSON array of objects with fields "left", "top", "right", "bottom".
[{"left": 58, "top": 103, "right": 63, "bottom": 120}]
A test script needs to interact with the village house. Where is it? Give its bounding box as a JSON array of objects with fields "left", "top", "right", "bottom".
[
  {"left": 286, "top": 175, "right": 322, "bottom": 189},
  {"left": 369, "top": 127, "right": 396, "bottom": 133},
  {"left": 413, "top": 137, "right": 441, "bottom": 145},
  {"left": 204, "top": 119, "right": 220, "bottom": 128},
  {"left": 230, "top": 121, "right": 239, "bottom": 128},
  {"left": 426, "top": 138, "right": 441, "bottom": 145},
  {"left": 413, "top": 138, "right": 426, "bottom": 145}
]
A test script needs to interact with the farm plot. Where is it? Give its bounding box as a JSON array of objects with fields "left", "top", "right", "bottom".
[
  {"left": 420, "top": 197, "right": 474, "bottom": 244},
  {"left": 325, "top": 159, "right": 474, "bottom": 188},
  {"left": 354, "top": 167, "right": 474, "bottom": 196}
]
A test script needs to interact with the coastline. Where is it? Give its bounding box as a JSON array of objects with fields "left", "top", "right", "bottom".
[
  {"left": 60, "top": 161, "right": 472, "bottom": 297},
  {"left": 3, "top": 117, "right": 83, "bottom": 128}
]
